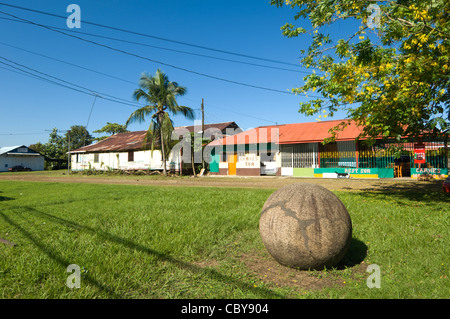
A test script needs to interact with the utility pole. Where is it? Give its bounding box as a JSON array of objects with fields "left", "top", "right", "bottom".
[
  {"left": 201, "top": 98, "right": 205, "bottom": 169},
  {"left": 67, "top": 130, "right": 71, "bottom": 175}
]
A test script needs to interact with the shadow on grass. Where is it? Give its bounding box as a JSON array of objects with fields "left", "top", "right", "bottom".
[
  {"left": 336, "top": 237, "right": 368, "bottom": 270},
  {"left": 0, "top": 190, "right": 14, "bottom": 202},
  {"left": 0, "top": 196, "right": 14, "bottom": 202},
  {"left": 354, "top": 179, "right": 449, "bottom": 207},
  {"left": 0, "top": 207, "right": 284, "bottom": 299},
  {"left": 0, "top": 211, "right": 123, "bottom": 298}
]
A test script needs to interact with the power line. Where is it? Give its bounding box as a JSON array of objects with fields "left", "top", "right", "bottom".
[
  {"left": 0, "top": 131, "right": 48, "bottom": 136},
  {"left": 0, "top": 57, "right": 144, "bottom": 108},
  {"left": 0, "top": 2, "right": 301, "bottom": 68},
  {"left": 0, "top": 41, "right": 137, "bottom": 86},
  {"left": 180, "top": 96, "right": 278, "bottom": 125},
  {"left": 0, "top": 10, "right": 316, "bottom": 97},
  {"left": 0, "top": 40, "right": 308, "bottom": 126},
  {"left": 0, "top": 17, "right": 308, "bottom": 74}
]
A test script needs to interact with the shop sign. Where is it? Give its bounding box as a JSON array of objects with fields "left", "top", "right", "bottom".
[
  {"left": 344, "top": 168, "right": 373, "bottom": 174},
  {"left": 414, "top": 143, "right": 426, "bottom": 164},
  {"left": 238, "top": 155, "right": 259, "bottom": 167}
]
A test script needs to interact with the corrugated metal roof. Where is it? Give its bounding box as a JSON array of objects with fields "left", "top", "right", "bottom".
[
  {"left": 175, "top": 121, "right": 239, "bottom": 134},
  {"left": 71, "top": 122, "right": 241, "bottom": 153},
  {"left": 208, "top": 126, "right": 280, "bottom": 146},
  {"left": 71, "top": 131, "right": 149, "bottom": 153},
  {"left": 279, "top": 120, "right": 365, "bottom": 144},
  {"left": 209, "top": 119, "right": 366, "bottom": 146}
]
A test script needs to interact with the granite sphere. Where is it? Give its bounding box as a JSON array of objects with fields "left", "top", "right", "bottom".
[{"left": 259, "top": 183, "right": 352, "bottom": 270}]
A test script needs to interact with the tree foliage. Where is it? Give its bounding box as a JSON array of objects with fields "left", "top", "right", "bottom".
[
  {"left": 29, "top": 126, "right": 93, "bottom": 169},
  {"left": 272, "top": 0, "right": 449, "bottom": 142},
  {"left": 93, "top": 122, "right": 129, "bottom": 141},
  {"left": 65, "top": 125, "right": 93, "bottom": 151}
]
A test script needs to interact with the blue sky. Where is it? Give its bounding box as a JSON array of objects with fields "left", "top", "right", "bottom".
[{"left": 0, "top": 0, "right": 356, "bottom": 147}]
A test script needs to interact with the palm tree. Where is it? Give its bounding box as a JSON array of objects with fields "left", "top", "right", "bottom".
[{"left": 126, "top": 69, "right": 194, "bottom": 175}]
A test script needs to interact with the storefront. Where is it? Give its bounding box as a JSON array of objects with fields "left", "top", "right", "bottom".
[{"left": 207, "top": 120, "right": 449, "bottom": 179}]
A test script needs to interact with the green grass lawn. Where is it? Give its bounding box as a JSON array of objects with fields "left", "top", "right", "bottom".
[{"left": 0, "top": 180, "right": 448, "bottom": 299}]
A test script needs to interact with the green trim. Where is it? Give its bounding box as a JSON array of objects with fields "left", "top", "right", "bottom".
[
  {"left": 378, "top": 168, "right": 394, "bottom": 178},
  {"left": 314, "top": 167, "right": 394, "bottom": 178},
  {"left": 209, "top": 154, "right": 220, "bottom": 172},
  {"left": 293, "top": 168, "right": 315, "bottom": 177}
]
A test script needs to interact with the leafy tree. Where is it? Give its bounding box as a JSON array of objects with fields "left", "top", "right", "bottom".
[
  {"left": 46, "top": 128, "right": 66, "bottom": 160},
  {"left": 126, "top": 69, "right": 194, "bottom": 175},
  {"left": 65, "top": 125, "right": 94, "bottom": 151},
  {"left": 28, "top": 142, "right": 46, "bottom": 155},
  {"left": 271, "top": 0, "right": 449, "bottom": 143},
  {"left": 93, "top": 122, "right": 129, "bottom": 141}
]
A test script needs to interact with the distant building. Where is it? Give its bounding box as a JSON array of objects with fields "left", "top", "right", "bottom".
[
  {"left": 207, "top": 119, "right": 449, "bottom": 179},
  {"left": 70, "top": 122, "right": 240, "bottom": 172},
  {"left": 0, "top": 145, "right": 45, "bottom": 172}
]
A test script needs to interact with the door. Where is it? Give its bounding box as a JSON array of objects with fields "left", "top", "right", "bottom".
[
  {"left": 281, "top": 147, "right": 293, "bottom": 176},
  {"left": 227, "top": 154, "right": 237, "bottom": 175}
]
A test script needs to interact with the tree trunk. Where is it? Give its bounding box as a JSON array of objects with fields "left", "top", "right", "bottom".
[
  {"left": 158, "top": 112, "right": 167, "bottom": 176},
  {"left": 191, "top": 145, "right": 196, "bottom": 176}
]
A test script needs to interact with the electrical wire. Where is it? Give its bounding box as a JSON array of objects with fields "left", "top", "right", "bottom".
[
  {"left": 0, "top": 49, "right": 286, "bottom": 126},
  {"left": 0, "top": 16, "right": 308, "bottom": 74},
  {"left": 0, "top": 41, "right": 137, "bottom": 86},
  {"left": 0, "top": 10, "right": 306, "bottom": 96},
  {"left": 0, "top": 57, "right": 144, "bottom": 108},
  {"left": 0, "top": 2, "right": 301, "bottom": 68}
]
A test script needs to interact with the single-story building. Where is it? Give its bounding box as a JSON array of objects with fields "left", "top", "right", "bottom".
[
  {"left": 207, "top": 119, "right": 449, "bottom": 179},
  {"left": 70, "top": 122, "right": 241, "bottom": 172},
  {"left": 0, "top": 145, "right": 45, "bottom": 172}
]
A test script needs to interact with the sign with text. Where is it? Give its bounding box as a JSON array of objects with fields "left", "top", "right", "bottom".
[
  {"left": 414, "top": 143, "right": 426, "bottom": 164},
  {"left": 411, "top": 168, "right": 448, "bottom": 179},
  {"left": 237, "top": 155, "right": 259, "bottom": 168}
]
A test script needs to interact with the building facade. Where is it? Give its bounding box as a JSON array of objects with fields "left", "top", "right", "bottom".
[
  {"left": 207, "top": 120, "right": 449, "bottom": 179},
  {"left": 0, "top": 145, "right": 45, "bottom": 172},
  {"left": 70, "top": 122, "right": 241, "bottom": 172}
]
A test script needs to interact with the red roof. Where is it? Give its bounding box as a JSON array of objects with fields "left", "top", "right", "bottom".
[
  {"left": 208, "top": 126, "right": 280, "bottom": 146},
  {"left": 209, "top": 119, "right": 366, "bottom": 146},
  {"left": 279, "top": 119, "right": 365, "bottom": 144}
]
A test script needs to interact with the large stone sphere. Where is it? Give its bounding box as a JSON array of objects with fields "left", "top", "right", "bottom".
[{"left": 259, "top": 183, "right": 352, "bottom": 270}]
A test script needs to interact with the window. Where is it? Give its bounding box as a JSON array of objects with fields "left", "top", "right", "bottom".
[
  {"left": 94, "top": 153, "right": 99, "bottom": 163},
  {"left": 128, "top": 151, "right": 134, "bottom": 162},
  {"left": 281, "top": 144, "right": 319, "bottom": 168}
]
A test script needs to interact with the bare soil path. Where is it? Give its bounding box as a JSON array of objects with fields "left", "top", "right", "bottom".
[{"left": 0, "top": 171, "right": 442, "bottom": 191}]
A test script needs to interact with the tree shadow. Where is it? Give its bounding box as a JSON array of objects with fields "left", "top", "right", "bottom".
[
  {"left": 0, "top": 210, "right": 122, "bottom": 298},
  {"left": 354, "top": 179, "right": 449, "bottom": 208},
  {"left": 0, "top": 190, "right": 14, "bottom": 202},
  {"left": 1, "top": 206, "right": 285, "bottom": 299}
]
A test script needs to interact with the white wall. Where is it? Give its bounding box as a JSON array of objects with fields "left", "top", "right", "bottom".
[
  {"left": 0, "top": 155, "right": 45, "bottom": 172},
  {"left": 71, "top": 149, "right": 181, "bottom": 171}
]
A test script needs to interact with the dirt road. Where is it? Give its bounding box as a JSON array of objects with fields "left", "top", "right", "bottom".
[{"left": 0, "top": 171, "right": 440, "bottom": 192}]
